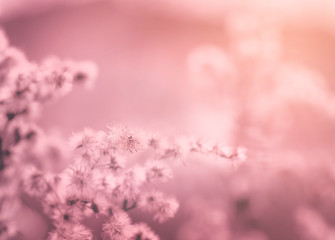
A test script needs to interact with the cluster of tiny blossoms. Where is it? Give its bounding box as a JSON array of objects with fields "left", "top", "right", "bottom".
[
  {"left": 0, "top": 27, "right": 97, "bottom": 239},
  {"left": 41, "top": 125, "right": 246, "bottom": 240},
  {"left": 0, "top": 26, "right": 247, "bottom": 240}
]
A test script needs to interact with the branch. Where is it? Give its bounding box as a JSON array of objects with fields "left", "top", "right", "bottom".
[
  {"left": 122, "top": 199, "right": 137, "bottom": 211},
  {"left": 0, "top": 138, "right": 3, "bottom": 171}
]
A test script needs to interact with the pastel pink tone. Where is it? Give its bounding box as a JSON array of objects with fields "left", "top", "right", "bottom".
[{"left": 0, "top": 1, "right": 335, "bottom": 240}]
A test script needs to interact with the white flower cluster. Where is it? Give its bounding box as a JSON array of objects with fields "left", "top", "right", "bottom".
[
  {"left": 0, "top": 27, "right": 98, "bottom": 240},
  {"left": 47, "top": 127, "right": 174, "bottom": 239},
  {"left": 0, "top": 35, "right": 97, "bottom": 125},
  {"left": 0, "top": 26, "right": 247, "bottom": 240},
  {"left": 32, "top": 124, "right": 246, "bottom": 240}
]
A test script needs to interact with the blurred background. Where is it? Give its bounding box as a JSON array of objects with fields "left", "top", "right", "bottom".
[
  {"left": 1, "top": 0, "right": 335, "bottom": 239},
  {"left": 1, "top": 0, "right": 335, "bottom": 149}
]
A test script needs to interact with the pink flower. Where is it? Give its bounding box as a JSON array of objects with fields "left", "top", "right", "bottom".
[
  {"left": 139, "top": 191, "right": 179, "bottom": 223},
  {"left": 71, "top": 60, "right": 98, "bottom": 90},
  {"left": 107, "top": 125, "right": 145, "bottom": 155},
  {"left": 145, "top": 161, "right": 173, "bottom": 183},
  {"left": 130, "top": 223, "right": 160, "bottom": 240},
  {"left": 48, "top": 223, "right": 93, "bottom": 240},
  {"left": 61, "top": 165, "right": 98, "bottom": 195},
  {"left": 153, "top": 196, "right": 179, "bottom": 223},
  {"left": 116, "top": 166, "right": 146, "bottom": 200},
  {"left": 102, "top": 211, "right": 133, "bottom": 240},
  {"left": 22, "top": 166, "right": 51, "bottom": 197}
]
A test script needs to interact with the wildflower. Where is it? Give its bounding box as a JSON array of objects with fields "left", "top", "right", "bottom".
[
  {"left": 98, "top": 174, "right": 118, "bottom": 193},
  {"left": 107, "top": 125, "right": 144, "bottom": 155},
  {"left": 48, "top": 223, "right": 93, "bottom": 240},
  {"left": 58, "top": 164, "right": 99, "bottom": 199},
  {"left": 118, "top": 130, "right": 142, "bottom": 154},
  {"left": 188, "top": 137, "right": 204, "bottom": 153},
  {"left": 153, "top": 196, "right": 179, "bottom": 223},
  {"left": 97, "top": 152, "right": 125, "bottom": 174},
  {"left": 210, "top": 143, "right": 234, "bottom": 158},
  {"left": 62, "top": 166, "right": 96, "bottom": 194},
  {"left": 117, "top": 167, "right": 146, "bottom": 200},
  {"left": 128, "top": 189, "right": 180, "bottom": 224},
  {"left": 96, "top": 129, "right": 118, "bottom": 153},
  {"left": 71, "top": 60, "right": 98, "bottom": 90},
  {"left": 78, "top": 193, "right": 105, "bottom": 217},
  {"left": 147, "top": 135, "right": 160, "bottom": 150},
  {"left": 159, "top": 145, "right": 181, "bottom": 160},
  {"left": 102, "top": 211, "right": 133, "bottom": 240},
  {"left": 22, "top": 167, "right": 51, "bottom": 197},
  {"left": 145, "top": 161, "right": 173, "bottom": 183},
  {"left": 0, "top": 47, "right": 27, "bottom": 70},
  {"left": 69, "top": 128, "right": 97, "bottom": 150},
  {"left": 38, "top": 57, "right": 74, "bottom": 99},
  {"left": 157, "top": 137, "right": 188, "bottom": 162},
  {"left": 138, "top": 190, "right": 164, "bottom": 212},
  {"left": 33, "top": 56, "right": 98, "bottom": 103},
  {"left": 69, "top": 128, "right": 101, "bottom": 167},
  {"left": 6, "top": 121, "right": 38, "bottom": 147},
  {"left": 34, "top": 132, "right": 70, "bottom": 170},
  {"left": 0, "top": 26, "right": 100, "bottom": 240},
  {"left": 108, "top": 153, "right": 125, "bottom": 172},
  {"left": 51, "top": 205, "right": 83, "bottom": 225},
  {"left": 64, "top": 194, "right": 80, "bottom": 208},
  {"left": 140, "top": 190, "right": 180, "bottom": 222},
  {"left": 130, "top": 223, "right": 159, "bottom": 240},
  {"left": 42, "top": 193, "right": 61, "bottom": 215}
]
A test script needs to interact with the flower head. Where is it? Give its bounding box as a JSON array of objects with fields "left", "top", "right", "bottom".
[
  {"left": 139, "top": 190, "right": 179, "bottom": 222},
  {"left": 72, "top": 60, "right": 98, "bottom": 90},
  {"left": 153, "top": 196, "right": 179, "bottom": 223},
  {"left": 48, "top": 223, "right": 93, "bottom": 240},
  {"left": 22, "top": 166, "right": 51, "bottom": 197},
  {"left": 145, "top": 161, "right": 173, "bottom": 183},
  {"left": 130, "top": 223, "right": 159, "bottom": 240},
  {"left": 107, "top": 125, "right": 144, "bottom": 155},
  {"left": 115, "top": 166, "right": 146, "bottom": 200},
  {"left": 102, "top": 211, "right": 133, "bottom": 240}
]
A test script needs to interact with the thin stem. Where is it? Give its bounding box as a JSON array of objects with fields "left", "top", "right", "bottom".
[
  {"left": 38, "top": 176, "right": 65, "bottom": 215},
  {"left": 122, "top": 199, "right": 128, "bottom": 211},
  {"left": 0, "top": 119, "right": 14, "bottom": 171},
  {"left": 126, "top": 201, "right": 137, "bottom": 211},
  {"left": 0, "top": 138, "right": 4, "bottom": 171},
  {"left": 122, "top": 199, "right": 137, "bottom": 211}
]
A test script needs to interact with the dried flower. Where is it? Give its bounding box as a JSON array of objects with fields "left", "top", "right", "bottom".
[
  {"left": 139, "top": 191, "right": 179, "bottom": 222},
  {"left": 153, "top": 196, "right": 179, "bottom": 223},
  {"left": 22, "top": 166, "right": 51, "bottom": 197},
  {"left": 145, "top": 161, "right": 173, "bottom": 183},
  {"left": 102, "top": 211, "right": 133, "bottom": 240},
  {"left": 48, "top": 223, "right": 93, "bottom": 240},
  {"left": 130, "top": 223, "right": 159, "bottom": 240}
]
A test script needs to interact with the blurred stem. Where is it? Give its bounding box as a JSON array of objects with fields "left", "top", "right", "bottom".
[
  {"left": 0, "top": 119, "right": 11, "bottom": 171},
  {"left": 122, "top": 199, "right": 137, "bottom": 211},
  {"left": 122, "top": 199, "right": 128, "bottom": 211},
  {"left": 0, "top": 138, "right": 3, "bottom": 171}
]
